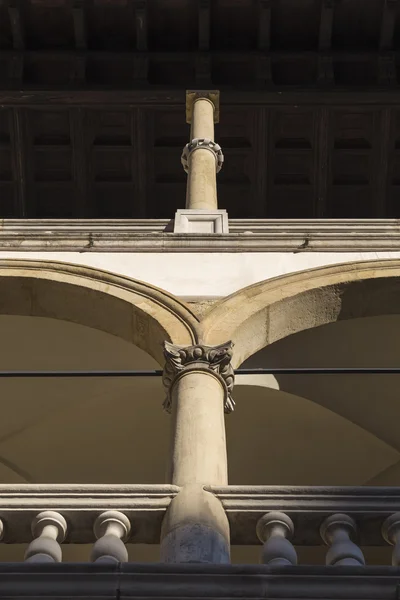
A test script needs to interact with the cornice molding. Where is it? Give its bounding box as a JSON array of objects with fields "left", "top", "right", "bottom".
[{"left": 2, "top": 219, "right": 400, "bottom": 253}]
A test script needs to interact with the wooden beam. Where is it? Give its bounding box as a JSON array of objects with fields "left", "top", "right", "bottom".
[
  {"left": 72, "top": 0, "right": 87, "bottom": 51},
  {"left": 319, "top": 0, "right": 334, "bottom": 51},
  {"left": 256, "top": 55, "right": 272, "bottom": 86},
  {"left": 258, "top": 0, "right": 271, "bottom": 51},
  {"left": 374, "top": 108, "right": 392, "bottom": 216},
  {"left": 198, "top": 0, "right": 210, "bottom": 51},
  {"left": 378, "top": 53, "right": 397, "bottom": 85},
  {"left": 132, "top": 108, "right": 147, "bottom": 217},
  {"left": 133, "top": 55, "right": 149, "bottom": 83},
  {"left": 9, "top": 108, "right": 28, "bottom": 217},
  {"left": 7, "top": 52, "right": 23, "bottom": 86},
  {"left": 71, "top": 54, "right": 86, "bottom": 85},
  {"left": 135, "top": 0, "right": 148, "bottom": 52},
  {"left": 195, "top": 53, "right": 211, "bottom": 84},
  {"left": 8, "top": 0, "right": 24, "bottom": 51},
  {"left": 318, "top": 54, "right": 334, "bottom": 86},
  {"left": 314, "top": 107, "right": 331, "bottom": 217},
  {"left": 253, "top": 107, "right": 268, "bottom": 217},
  {"left": 5, "top": 89, "right": 400, "bottom": 107},
  {"left": 70, "top": 108, "right": 89, "bottom": 217},
  {"left": 380, "top": 0, "right": 397, "bottom": 51},
  {"left": 0, "top": 49, "right": 392, "bottom": 62}
]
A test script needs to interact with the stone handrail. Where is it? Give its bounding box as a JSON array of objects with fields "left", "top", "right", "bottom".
[
  {"left": 1, "top": 484, "right": 400, "bottom": 566},
  {"left": 0, "top": 484, "right": 179, "bottom": 545},
  {"left": 209, "top": 485, "right": 400, "bottom": 550}
]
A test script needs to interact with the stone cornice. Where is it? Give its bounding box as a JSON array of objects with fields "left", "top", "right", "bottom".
[
  {"left": 1, "top": 563, "right": 400, "bottom": 599},
  {"left": 2, "top": 219, "right": 400, "bottom": 252}
]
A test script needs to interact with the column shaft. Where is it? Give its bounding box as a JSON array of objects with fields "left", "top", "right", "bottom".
[
  {"left": 186, "top": 98, "right": 218, "bottom": 210},
  {"left": 167, "top": 370, "right": 228, "bottom": 486},
  {"left": 191, "top": 98, "right": 215, "bottom": 139},
  {"left": 160, "top": 343, "right": 234, "bottom": 564}
]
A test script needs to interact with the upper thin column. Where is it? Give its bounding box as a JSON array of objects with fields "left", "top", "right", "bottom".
[{"left": 182, "top": 90, "right": 223, "bottom": 211}]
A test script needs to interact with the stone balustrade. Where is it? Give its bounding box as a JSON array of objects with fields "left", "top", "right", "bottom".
[
  {"left": 91, "top": 511, "right": 131, "bottom": 563},
  {"left": 0, "top": 484, "right": 400, "bottom": 565},
  {"left": 0, "top": 484, "right": 178, "bottom": 546},
  {"left": 210, "top": 485, "right": 400, "bottom": 553},
  {"left": 24, "top": 511, "right": 67, "bottom": 563},
  {"left": 256, "top": 511, "right": 297, "bottom": 566}
]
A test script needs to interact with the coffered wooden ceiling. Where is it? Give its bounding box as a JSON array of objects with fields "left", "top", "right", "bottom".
[{"left": 1, "top": 0, "right": 400, "bottom": 219}]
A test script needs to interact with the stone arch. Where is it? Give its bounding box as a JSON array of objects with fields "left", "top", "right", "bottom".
[
  {"left": 200, "top": 259, "right": 400, "bottom": 367},
  {"left": 0, "top": 259, "right": 200, "bottom": 365}
]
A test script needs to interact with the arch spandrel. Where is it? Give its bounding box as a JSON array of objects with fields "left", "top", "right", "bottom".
[
  {"left": 0, "top": 259, "right": 200, "bottom": 366},
  {"left": 200, "top": 259, "right": 400, "bottom": 367}
]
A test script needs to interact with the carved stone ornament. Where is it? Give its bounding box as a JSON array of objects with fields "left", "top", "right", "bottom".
[
  {"left": 181, "top": 138, "right": 224, "bottom": 173},
  {"left": 163, "top": 341, "right": 235, "bottom": 413}
]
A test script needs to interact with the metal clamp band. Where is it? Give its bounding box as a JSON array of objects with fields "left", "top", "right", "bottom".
[{"left": 181, "top": 138, "right": 224, "bottom": 173}]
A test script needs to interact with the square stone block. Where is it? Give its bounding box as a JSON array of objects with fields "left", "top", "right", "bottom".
[{"left": 173, "top": 209, "right": 229, "bottom": 234}]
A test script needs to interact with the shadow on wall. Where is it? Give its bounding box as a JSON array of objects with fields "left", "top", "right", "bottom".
[{"left": 231, "top": 315, "right": 400, "bottom": 487}]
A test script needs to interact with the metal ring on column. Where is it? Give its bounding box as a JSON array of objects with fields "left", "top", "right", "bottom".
[{"left": 181, "top": 138, "right": 224, "bottom": 174}]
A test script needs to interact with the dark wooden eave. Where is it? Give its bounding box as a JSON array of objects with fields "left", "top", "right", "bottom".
[{"left": 1, "top": 0, "right": 400, "bottom": 220}]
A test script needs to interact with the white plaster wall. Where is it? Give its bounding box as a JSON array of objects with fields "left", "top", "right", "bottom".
[{"left": 0, "top": 250, "right": 399, "bottom": 298}]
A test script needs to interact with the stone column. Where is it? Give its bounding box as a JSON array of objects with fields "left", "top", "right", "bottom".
[
  {"left": 184, "top": 92, "right": 220, "bottom": 211},
  {"left": 160, "top": 342, "right": 234, "bottom": 563},
  {"left": 174, "top": 90, "right": 228, "bottom": 234}
]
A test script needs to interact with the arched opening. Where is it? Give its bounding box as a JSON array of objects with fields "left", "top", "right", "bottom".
[
  {"left": 0, "top": 259, "right": 200, "bottom": 562},
  {"left": 228, "top": 316, "right": 400, "bottom": 566},
  {"left": 202, "top": 260, "right": 400, "bottom": 565},
  {"left": 0, "top": 315, "right": 166, "bottom": 485},
  {"left": 0, "top": 259, "right": 199, "bottom": 364}
]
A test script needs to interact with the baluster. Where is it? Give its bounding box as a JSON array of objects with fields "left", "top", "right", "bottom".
[
  {"left": 382, "top": 513, "right": 400, "bottom": 565},
  {"left": 91, "top": 510, "right": 131, "bottom": 563},
  {"left": 256, "top": 511, "right": 297, "bottom": 565},
  {"left": 24, "top": 511, "right": 67, "bottom": 563},
  {"left": 320, "top": 514, "right": 365, "bottom": 566}
]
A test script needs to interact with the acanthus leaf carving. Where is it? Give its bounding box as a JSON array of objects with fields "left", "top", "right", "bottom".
[{"left": 162, "top": 341, "right": 235, "bottom": 413}]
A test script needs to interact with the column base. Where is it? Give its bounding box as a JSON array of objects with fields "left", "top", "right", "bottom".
[
  {"left": 160, "top": 487, "right": 230, "bottom": 564},
  {"left": 160, "top": 523, "right": 230, "bottom": 564},
  {"left": 173, "top": 209, "right": 229, "bottom": 234}
]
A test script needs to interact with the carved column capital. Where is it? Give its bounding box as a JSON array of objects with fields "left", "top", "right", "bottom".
[
  {"left": 163, "top": 341, "right": 235, "bottom": 413},
  {"left": 186, "top": 90, "right": 220, "bottom": 123}
]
